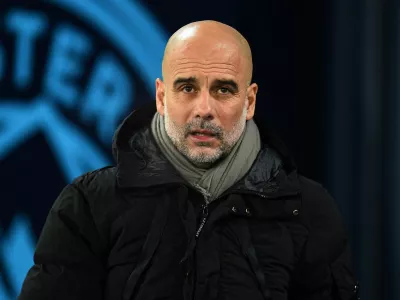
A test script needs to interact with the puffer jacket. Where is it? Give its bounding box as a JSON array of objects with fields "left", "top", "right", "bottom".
[{"left": 18, "top": 103, "right": 360, "bottom": 300}]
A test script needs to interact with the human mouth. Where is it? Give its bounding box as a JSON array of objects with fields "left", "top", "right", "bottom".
[{"left": 190, "top": 130, "right": 217, "bottom": 142}]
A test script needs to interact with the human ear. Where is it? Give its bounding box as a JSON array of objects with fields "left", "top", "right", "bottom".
[
  {"left": 245, "top": 83, "right": 258, "bottom": 120},
  {"left": 155, "top": 78, "right": 165, "bottom": 116}
]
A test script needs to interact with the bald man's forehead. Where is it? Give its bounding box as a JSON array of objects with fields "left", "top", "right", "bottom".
[
  {"left": 170, "top": 60, "right": 240, "bottom": 81},
  {"left": 163, "top": 40, "right": 251, "bottom": 84}
]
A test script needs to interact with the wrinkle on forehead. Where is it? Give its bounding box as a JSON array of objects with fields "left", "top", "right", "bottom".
[{"left": 171, "top": 58, "right": 239, "bottom": 78}]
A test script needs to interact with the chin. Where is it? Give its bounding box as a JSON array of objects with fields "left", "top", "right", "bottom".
[
  {"left": 190, "top": 147, "right": 218, "bottom": 156},
  {"left": 188, "top": 148, "right": 223, "bottom": 164}
]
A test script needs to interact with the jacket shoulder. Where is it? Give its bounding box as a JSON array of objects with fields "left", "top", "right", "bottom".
[
  {"left": 298, "top": 175, "right": 332, "bottom": 203},
  {"left": 71, "top": 166, "right": 118, "bottom": 208},
  {"left": 298, "top": 175, "right": 341, "bottom": 223},
  {"left": 71, "top": 166, "right": 120, "bottom": 247},
  {"left": 72, "top": 166, "right": 116, "bottom": 192},
  {"left": 297, "top": 175, "right": 346, "bottom": 261},
  {"left": 292, "top": 178, "right": 358, "bottom": 299}
]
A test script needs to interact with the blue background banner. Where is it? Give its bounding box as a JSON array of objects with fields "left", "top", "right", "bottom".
[{"left": 0, "top": 0, "right": 396, "bottom": 299}]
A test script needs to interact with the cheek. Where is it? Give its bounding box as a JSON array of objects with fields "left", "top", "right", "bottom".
[
  {"left": 216, "top": 103, "right": 245, "bottom": 129},
  {"left": 166, "top": 100, "right": 191, "bottom": 126}
]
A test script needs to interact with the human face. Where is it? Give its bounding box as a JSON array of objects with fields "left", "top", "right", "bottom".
[{"left": 156, "top": 37, "right": 257, "bottom": 168}]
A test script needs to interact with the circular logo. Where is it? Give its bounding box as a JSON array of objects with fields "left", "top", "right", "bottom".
[{"left": 0, "top": 1, "right": 167, "bottom": 298}]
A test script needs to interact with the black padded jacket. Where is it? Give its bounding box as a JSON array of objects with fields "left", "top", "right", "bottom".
[{"left": 18, "top": 104, "right": 360, "bottom": 300}]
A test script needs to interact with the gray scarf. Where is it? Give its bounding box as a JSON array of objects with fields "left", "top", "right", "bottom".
[{"left": 151, "top": 112, "right": 261, "bottom": 203}]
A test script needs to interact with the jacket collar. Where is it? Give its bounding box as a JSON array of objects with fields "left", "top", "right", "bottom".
[{"left": 112, "top": 102, "right": 300, "bottom": 195}]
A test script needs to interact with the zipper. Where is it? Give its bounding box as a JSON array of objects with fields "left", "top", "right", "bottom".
[{"left": 195, "top": 203, "right": 209, "bottom": 239}]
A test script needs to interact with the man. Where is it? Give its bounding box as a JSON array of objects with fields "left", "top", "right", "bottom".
[{"left": 19, "top": 20, "right": 360, "bottom": 300}]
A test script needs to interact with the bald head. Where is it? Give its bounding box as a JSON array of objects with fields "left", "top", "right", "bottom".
[{"left": 162, "top": 20, "right": 253, "bottom": 85}]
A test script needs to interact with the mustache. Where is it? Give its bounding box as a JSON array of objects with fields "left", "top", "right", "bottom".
[{"left": 184, "top": 120, "right": 223, "bottom": 138}]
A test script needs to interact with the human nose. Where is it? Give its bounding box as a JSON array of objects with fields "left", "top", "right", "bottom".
[{"left": 194, "top": 90, "right": 214, "bottom": 120}]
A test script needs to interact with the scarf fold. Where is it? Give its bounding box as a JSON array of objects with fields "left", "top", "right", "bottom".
[{"left": 151, "top": 112, "right": 261, "bottom": 202}]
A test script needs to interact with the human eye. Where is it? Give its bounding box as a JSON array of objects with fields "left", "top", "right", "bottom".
[
  {"left": 182, "top": 85, "right": 195, "bottom": 93},
  {"left": 217, "top": 87, "right": 232, "bottom": 94}
]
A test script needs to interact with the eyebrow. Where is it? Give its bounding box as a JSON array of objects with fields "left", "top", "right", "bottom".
[
  {"left": 212, "top": 79, "right": 239, "bottom": 92},
  {"left": 173, "top": 77, "right": 198, "bottom": 89}
]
